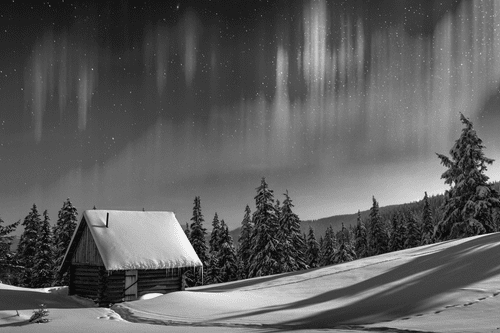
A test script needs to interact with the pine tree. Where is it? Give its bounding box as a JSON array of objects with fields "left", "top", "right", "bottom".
[
  {"left": 189, "top": 196, "right": 208, "bottom": 285},
  {"left": 53, "top": 198, "right": 78, "bottom": 284},
  {"left": 369, "top": 197, "right": 389, "bottom": 256},
  {"left": 389, "top": 212, "right": 406, "bottom": 252},
  {"left": 333, "top": 223, "right": 356, "bottom": 264},
  {"left": 421, "top": 192, "right": 434, "bottom": 245},
  {"left": 436, "top": 113, "right": 500, "bottom": 240},
  {"left": 209, "top": 213, "right": 222, "bottom": 254},
  {"left": 305, "top": 226, "right": 320, "bottom": 268},
  {"left": 237, "top": 205, "right": 253, "bottom": 279},
  {"left": 17, "top": 204, "right": 42, "bottom": 287},
  {"left": 354, "top": 210, "right": 368, "bottom": 258},
  {"left": 205, "top": 254, "right": 221, "bottom": 285},
  {"left": 32, "top": 210, "right": 54, "bottom": 287},
  {"left": 405, "top": 212, "right": 421, "bottom": 249},
  {"left": 277, "top": 190, "right": 308, "bottom": 273},
  {"left": 218, "top": 220, "right": 238, "bottom": 282},
  {"left": 320, "top": 225, "right": 337, "bottom": 266},
  {"left": 0, "top": 217, "right": 20, "bottom": 283},
  {"left": 248, "top": 177, "right": 280, "bottom": 277}
]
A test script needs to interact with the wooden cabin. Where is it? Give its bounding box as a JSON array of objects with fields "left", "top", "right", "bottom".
[{"left": 59, "top": 210, "right": 202, "bottom": 306}]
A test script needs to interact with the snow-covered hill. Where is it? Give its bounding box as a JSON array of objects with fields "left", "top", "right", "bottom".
[{"left": 2, "top": 232, "right": 500, "bottom": 332}]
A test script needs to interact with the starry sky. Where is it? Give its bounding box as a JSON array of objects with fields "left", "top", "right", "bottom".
[{"left": 1, "top": 0, "right": 500, "bottom": 232}]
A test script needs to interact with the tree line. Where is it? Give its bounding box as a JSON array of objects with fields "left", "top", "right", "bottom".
[
  {"left": 183, "top": 113, "right": 500, "bottom": 286},
  {"left": 0, "top": 199, "right": 78, "bottom": 287}
]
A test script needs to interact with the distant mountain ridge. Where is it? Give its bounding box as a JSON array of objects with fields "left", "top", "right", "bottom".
[{"left": 230, "top": 181, "right": 500, "bottom": 244}]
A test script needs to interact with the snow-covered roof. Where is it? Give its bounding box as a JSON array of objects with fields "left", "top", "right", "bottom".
[{"left": 62, "top": 210, "right": 202, "bottom": 271}]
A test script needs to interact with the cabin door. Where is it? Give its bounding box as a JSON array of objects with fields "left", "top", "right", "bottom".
[{"left": 124, "top": 270, "right": 138, "bottom": 301}]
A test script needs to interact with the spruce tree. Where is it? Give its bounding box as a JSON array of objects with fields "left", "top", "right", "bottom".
[
  {"left": 436, "top": 113, "right": 500, "bottom": 240},
  {"left": 0, "top": 217, "right": 20, "bottom": 283},
  {"left": 320, "top": 225, "right": 337, "bottom": 266},
  {"left": 277, "top": 190, "right": 308, "bottom": 273},
  {"left": 205, "top": 254, "right": 221, "bottom": 285},
  {"left": 354, "top": 210, "right": 368, "bottom": 258},
  {"left": 17, "top": 204, "right": 42, "bottom": 287},
  {"left": 248, "top": 177, "right": 280, "bottom": 277},
  {"left": 209, "top": 213, "right": 222, "bottom": 254},
  {"left": 333, "top": 223, "right": 356, "bottom": 264},
  {"left": 421, "top": 192, "right": 434, "bottom": 245},
  {"left": 405, "top": 212, "right": 421, "bottom": 249},
  {"left": 389, "top": 212, "right": 406, "bottom": 252},
  {"left": 369, "top": 197, "right": 389, "bottom": 256},
  {"left": 218, "top": 220, "right": 238, "bottom": 282},
  {"left": 305, "top": 226, "right": 320, "bottom": 268},
  {"left": 237, "top": 205, "right": 253, "bottom": 279},
  {"left": 189, "top": 196, "right": 208, "bottom": 285},
  {"left": 53, "top": 198, "right": 78, "bottom": 284},
  {"left": 32, "top": 210, "right": 54, "bottom": 287}
]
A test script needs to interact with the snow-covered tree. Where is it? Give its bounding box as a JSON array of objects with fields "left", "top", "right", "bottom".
[
  {"left": 17, "top": 204, "right": 42, "bottom": 287},
  {"left": 277, "top": 190, "right": 308, "bottom": 273},
  {"left": 320, "top": 225, "right": 337, "bottom": 266},
  {"left": 205, "top": 254, "right": 221, "bottom": 285},
  {"left": 189, "top": 196, "right": 209, "bottom": 285},
  {"left": 405, "top": 212, "right": 421, "bottom": 249},
  {"left": 420, "top": 192, "right": 434, "bottom": 245},
  {"left": 218, "top": 220, "right": 238, "bottom": 282},
  {"left": 53, "top": 198, "right": 78, "bottom": 284},
  {"left": 0, "top": 217, "right": 20, "bottom": 283},
  {"left": 389, "top": 212, "right": 406, "bottom": 252},
  {"left": 333, "top": 223, "right": 356, "bottom": 264},
  {"left": 32, "top": 210, "right": 54, "bottom": 287},
  {"left": 354, "top": 211, "right": 368, "bottom": 258},
  {"left": 248, "top": 177, "right": 280, "bottom": 277},
  {"left": 305, "top": 226, "right": 320, "bottom": 268},
  {"left": 237, "top": 205, "right": 253, "bottom": 279},
  {"left": 209, "top": 213, "right": 222, "bottom": 254},
  {"left": 369, "top": 197, "right": 389, "bottom": 256},
  {"left": 435, "top": 113, "right": 500, "bottom": 240}
]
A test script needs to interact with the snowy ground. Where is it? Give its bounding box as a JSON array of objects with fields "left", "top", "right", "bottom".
[{"left": 2, "top": 233, "right": 500, "bottom": 332}]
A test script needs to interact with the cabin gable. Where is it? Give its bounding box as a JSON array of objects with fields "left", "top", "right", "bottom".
[{"left": 71, "top": 220, "right": 104, "bottom": 266}]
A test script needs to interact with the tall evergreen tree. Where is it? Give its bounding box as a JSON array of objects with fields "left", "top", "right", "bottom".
[
  {"left": 354, "top": 210, "right": 368, "bottom": 258},
  {"left": 320, "top": 225, "right": 337, "bottom": 266},
  {"left": 369, "top": 197, "right": 389, "bottom": 256},
  {"left": 32, "top": 210, "right": 54, "bottom": 287},
  {"left": 0, "top": 217, "right": 20, "bottom": 283},
  {"left": 189, "top": 196, "right": 208, "bottom": 285},
  {"left": 218, "top": 220, "right": 238, "bottom": 282},
  {"left": 277, "top": 191, "right": 308, "bottom": 272},
  {"left": 205, "top": 254, "right": 221, "bottom": 285},
  {"left": 209, "top": 213, "right": 222, "bottom": 254},
  {"left": 17, "top": 204, "right": 42, "bottom": 287},
  {"left": 436, "top": 113, "right": 500, "bottom": 240},
  {"left": 333, "top": 223, "right": 356, "bottom": 264},
  {"left": 389, "top": 212, "right": 406, "bottom": 252},
  {"left": 421, "top": 192, "right": 434, "bottom": 245},
  {"left": 305, "top": 226, "right": 320, "bottom": 268},
  {"left": 237, "top": 205, "right": 253, "bottom": 279},
  {"left": 53, "top": 198, "right": 78, "bottom": 284},
  {"left": 248, "top": 177, "right": 280, "bottom": 277},
  {"left": 405, "top": 212, "right": 421, "bottom": 249}
]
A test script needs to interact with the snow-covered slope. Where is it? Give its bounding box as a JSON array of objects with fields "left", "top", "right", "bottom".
[
  {"left": 2, "top": 232, "right": 500, "bottom": 332},
  {"left": 117, "top": 232, "right": 500, "bottom": 331}
]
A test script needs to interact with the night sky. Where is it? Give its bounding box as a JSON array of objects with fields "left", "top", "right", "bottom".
[{"left": 1, "top": 0, "right": 500, "bottom": 232}]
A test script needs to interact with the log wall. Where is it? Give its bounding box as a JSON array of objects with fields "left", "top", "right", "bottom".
[{"left": 137, "top": 269, "right": 182, "bottom": 297}]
